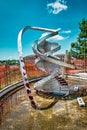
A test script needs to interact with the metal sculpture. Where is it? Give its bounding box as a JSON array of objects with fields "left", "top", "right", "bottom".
[{"left": 17, "top": 26, "right": 78, "bottom": 110}]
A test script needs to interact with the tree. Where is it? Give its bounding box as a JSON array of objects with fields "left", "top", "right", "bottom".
[
  {"left": 70, "top": 18, "right": 87, "bottom": 58},
  {"left": 70, "top": 42, "right": 80, "bottom": 58},
  {"left": 78, "top": 18, "right": 87, "bottom": 55}
]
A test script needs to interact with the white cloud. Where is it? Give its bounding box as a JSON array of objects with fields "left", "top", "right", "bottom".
[
  {"left": 40, "top": 32, "right": 64, "bottom": 42},
  {"left": 61, "top": 30, "right": 71, "bottom": 34},
  {"left": 47, "top": 0, "right": 68, "bottom": 14},
  {"left": 47, "top": 35, "right": 64, "bottom": 41}
]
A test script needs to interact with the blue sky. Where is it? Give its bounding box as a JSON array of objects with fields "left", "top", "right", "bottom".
[{"left": 0, "top": 0, "right": 87, "bottom": 60}]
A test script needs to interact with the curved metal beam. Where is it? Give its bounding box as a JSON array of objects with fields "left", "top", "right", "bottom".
[{"left": 18, "top": 26, "right": 58, "bottom": 110}]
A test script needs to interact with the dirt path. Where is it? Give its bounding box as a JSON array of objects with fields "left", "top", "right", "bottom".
[{"left": 0, "top": 82, "right": 87, "bottom": 130}]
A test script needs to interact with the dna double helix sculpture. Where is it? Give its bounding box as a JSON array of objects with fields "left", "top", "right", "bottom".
[{"left": 18, "top": 26, "right": 76, "bottom": 110}]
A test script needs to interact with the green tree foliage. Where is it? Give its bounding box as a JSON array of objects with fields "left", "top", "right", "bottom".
[
  {"left": 70, "top": 18, "right": 87, "bottom": 58},
  {"left": 0, "top": 59, "right": 19, "bottom": 65}
]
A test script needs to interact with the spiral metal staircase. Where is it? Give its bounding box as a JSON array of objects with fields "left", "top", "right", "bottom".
[{"left": 18, "top": 26, "right": 77, "bottom": 110}]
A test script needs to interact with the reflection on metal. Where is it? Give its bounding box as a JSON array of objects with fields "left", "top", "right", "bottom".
[{"left": 18, "top": 26, "right": 76, "bottom": 110}]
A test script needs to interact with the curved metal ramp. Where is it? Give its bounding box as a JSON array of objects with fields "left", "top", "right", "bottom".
[
  {"left": 18, "top": 26, "right": 75, "bottom": 110},
  {"left": 32, "top": 29, "right": 74, "bottom": 97}
]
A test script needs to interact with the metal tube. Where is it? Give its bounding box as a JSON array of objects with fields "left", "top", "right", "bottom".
[
  {"left": 22, "top": 26, "right": 58, "bottom": 33},
  {"left": 18, "top": 26, "right": 58, "bottom": 110}
]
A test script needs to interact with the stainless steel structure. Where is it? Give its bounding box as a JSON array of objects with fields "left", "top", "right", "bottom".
[
  {"left": 32, "top": 26, "right": 74, "bottom": 96},
  {"left": 18, "top": 26, "right": 77, "bottom": 109},
  {"left": 31, "top": 27, "right": 75, "bottom": 96}
]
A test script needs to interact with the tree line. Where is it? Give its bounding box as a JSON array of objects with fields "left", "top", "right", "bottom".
[{"left": 0, "top": 59, "right": 19, "bottom": 65}]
